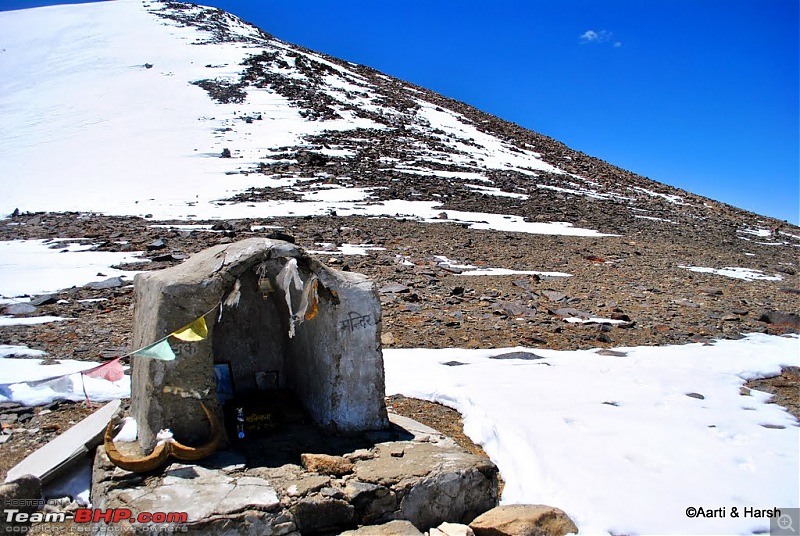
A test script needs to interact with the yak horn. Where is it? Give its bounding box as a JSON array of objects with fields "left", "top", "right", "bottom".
[
  {"left": 170, "top": 402, "right": 223, "bottom": 462},
  {"left": 104, "top": 419, "right": 171, "bottom": 473}
]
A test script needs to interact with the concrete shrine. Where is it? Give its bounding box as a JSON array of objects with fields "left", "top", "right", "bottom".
[{"left": 130, "top": 238, "right": 389, "bottom": 451}]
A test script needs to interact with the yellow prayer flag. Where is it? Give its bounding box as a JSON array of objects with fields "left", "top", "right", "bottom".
[{"left": 171, "top": 317, "right": 208, "bottom": 342}]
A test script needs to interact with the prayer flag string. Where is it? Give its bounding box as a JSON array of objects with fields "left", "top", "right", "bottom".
[{"left": 1, "top": 303, "right": 221, "bottom": 404}]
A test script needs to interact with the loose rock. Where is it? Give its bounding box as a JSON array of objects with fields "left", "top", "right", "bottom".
[
  {"left": 3, "top": 303, "right": 37, "bottom": 315},
  {"left": 301, "top": 453, "right": 355, "bottom": 476},
  {"left": 340, "top": 520, "right": 422, "bottom": 535},
  {"left": 435, "top": 521, "right": 476, "bottom": 536},
  {"left": 470, "top": 504, "right": 579, "bottom": 536},
  {"left": 84, "top": 276, "right": 125, "bottom": 290}
]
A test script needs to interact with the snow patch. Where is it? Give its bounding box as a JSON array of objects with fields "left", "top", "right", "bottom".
[
  {"left": 0, "top": 345, "right": 46, "bottom": 358},
  {"left": 434, "top": 256, "right": 572, "bottom": 277},
  {"left": 307, "top": 243, "right": 386, "bottom": 256},
  {"left": 630, "top": 186, "right": 684, "bottom": 205},
  {"left": 563, "top": 316, "right": 627, "bottom": 325},
  {"left": 0, "top": 316, "right": 71, "bottom": 327},
  {"left": 0, "top": 356, "right": 129, "bottom": 406},
  {"left": 464, "top": 184, "right": 529, "bottom": 199},
  {"left": 680, "top": 265, "right": 783, "bottom": 282},
  {"left": 458, "top": 268, "right": 572, "bottom": 278},
  {"left": 0, "top": 239, "right": 144, "bottom": 298},
  {"left": 384, "top": 334, "right": 800, "bottom": 535},
  {"left": 738, "top": 227, "right": 772, "bottom": 238}
]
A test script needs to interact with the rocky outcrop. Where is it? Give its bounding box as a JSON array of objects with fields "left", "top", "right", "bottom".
[{"left": 91, "top": 413, "right": 499, "bottom": 535}]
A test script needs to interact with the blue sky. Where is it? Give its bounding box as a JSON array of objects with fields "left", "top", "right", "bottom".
[{"left": 5, "top": 0, "right": 798, "bottom": 224}]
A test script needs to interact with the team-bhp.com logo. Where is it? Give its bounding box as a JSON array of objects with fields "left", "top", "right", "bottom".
[{"left": 4, "top": 507, "right": 188, "bottom": 525}]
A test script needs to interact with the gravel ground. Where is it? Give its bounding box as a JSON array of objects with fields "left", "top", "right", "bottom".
[{"left": 1, "top": 211, "right": 798, "bottom": 481}]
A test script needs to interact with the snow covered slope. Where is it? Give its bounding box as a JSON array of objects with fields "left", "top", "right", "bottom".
[
  {"left": 1, "top": 0, "right": 315, "bottom": 219},
  {"left": 3, "top": 0, "right": 795, "bottom": 242},
  {"left": 1, "top": 0, "right": 556, "bottom": 219}
]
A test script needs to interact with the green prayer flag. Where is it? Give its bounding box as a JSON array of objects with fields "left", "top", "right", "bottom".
[{"left": 133, "top": 339, "right": 176, "bottom": 361}]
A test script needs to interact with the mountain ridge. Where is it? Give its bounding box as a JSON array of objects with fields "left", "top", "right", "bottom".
[
  {"left": 1, "top": 0, "right": 796, "bottom": 240},
  {"left": 148, "top": 0, "right": 795, "bottom": 237}
]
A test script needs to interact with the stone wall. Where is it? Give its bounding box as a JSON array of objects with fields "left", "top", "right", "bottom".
[{"left": 92, "top": 414, "right": 500, "bottom": 535}]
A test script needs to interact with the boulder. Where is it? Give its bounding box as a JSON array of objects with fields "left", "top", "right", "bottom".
[
  {"left": 29, "top": 294, "right": 58, "bottom": 306},
  {"left": 3, "top": 303, "right": 37, "bottom": 315},
  {"left": 489, "top": 351, "right": 545, "bottom": 361},
  {"left": 146, "top": 238, "right": 167, "bottom": 250},
  {"left": 470, "top": 504, "right": 578, "bottom": 536},
  {"left": 0, "top": 475, "right": 42, "bottom": 533},
  {"left": 85, "top": 276, "right": 125, "bottom": 290},
  {"left": 353, "top": 430, "right": 499, "bottom": 529},
  {"left": 758, "top": 310, "right": 800, "bottom": 331},
  {"left": 345, "top": 480, "right": 397, "bottom": 524},
  {"left": 290, "top": 496, "right": 355, "bottom": 534}
]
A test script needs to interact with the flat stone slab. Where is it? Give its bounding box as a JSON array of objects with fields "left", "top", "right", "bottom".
[
  {"left": 122, "top": 465, "right": 280, "bottom": 522},
  {"left": 6, "top": 399, "right": 120, "bottom": 484},
  {"left": 92, "top": 413, "right": 499, "bottom": 535}
]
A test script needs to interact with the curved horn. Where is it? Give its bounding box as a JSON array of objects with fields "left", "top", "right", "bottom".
[
  {"left": 104, "top": 419, "right": 171, "bottom": 473},
  {"left": 170, "top": 402, "right": 223, "bottom": 462}
]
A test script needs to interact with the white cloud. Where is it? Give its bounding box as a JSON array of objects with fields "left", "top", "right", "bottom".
[{"left": 579, "top": 29, "right": 620, "bottom": 47}]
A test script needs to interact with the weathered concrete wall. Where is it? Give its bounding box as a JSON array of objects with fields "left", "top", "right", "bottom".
[
  {"left": 212, "top": 268, "right": 289, "bottom": 394},
  {"left": 131, "top": 238, "right": 388, "bottom": 452},
  {"left": 287, "top": 264, "right": 386, "bottom": 433}
]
